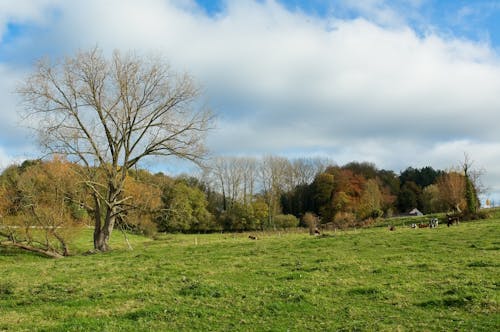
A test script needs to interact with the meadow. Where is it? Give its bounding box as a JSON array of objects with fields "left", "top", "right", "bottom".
[{"left": 1, "top": 219, "right": 499, "bottom": 331}]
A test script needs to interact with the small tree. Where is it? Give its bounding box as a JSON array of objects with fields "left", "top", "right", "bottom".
[
  {"left": 18, "top": 48, "right": 213, "bottom": 251},
  {"left": 461, "top": 154, "right": 481, "bottom": 215},
  {"left": 436, "top": 171, "right": 465, "bottom": 213}
]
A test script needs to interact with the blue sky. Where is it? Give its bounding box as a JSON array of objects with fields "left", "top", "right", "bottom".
[
  {"left": 1, "top": 0, "right": 500, "bottom": 199},
  {"left": 193, "top": 0, "right": 500, "bottom": 47}
]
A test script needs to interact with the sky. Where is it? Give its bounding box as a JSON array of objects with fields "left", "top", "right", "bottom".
[{"left": 1, "top": 0, "right": 500, "bottom": 200}]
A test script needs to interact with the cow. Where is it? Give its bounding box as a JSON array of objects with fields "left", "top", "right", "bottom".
[
  {"left": 418, "top": 223, "right": 429, "bottom": 228},
  {"left": 447, "top": 216, "right": 459, "bottom": 227},
  {"left": 429, "top": 218, "right": 439, "bottom": 228}
]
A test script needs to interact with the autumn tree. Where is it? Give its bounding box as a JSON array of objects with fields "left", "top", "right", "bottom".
[
  {"left": 121, "top": 173, "right": 163, "bottom": 236},
  {"left": 357, "top": 179, "right": 383, "bottom": 220},
  {"left": 18, "top": 47, "right": 213, "bottom": 251},
  {"left": 436, "top": 171, "right": 466, "bottom": 212},
  {"left": 0, "top": 158, "right": 85, "bottom": 257},
  {"left": 330, "top": 167, "right": 365, "bottom": 215}
]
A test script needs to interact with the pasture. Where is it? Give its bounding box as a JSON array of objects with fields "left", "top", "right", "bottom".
[{"left": 1, "top": 219, "right": 499, "bottom": 331}]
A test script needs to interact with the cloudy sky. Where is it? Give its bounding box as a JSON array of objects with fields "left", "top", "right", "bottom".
[{"left": 1, "top": 0, "right": 500, "bottom": 199}]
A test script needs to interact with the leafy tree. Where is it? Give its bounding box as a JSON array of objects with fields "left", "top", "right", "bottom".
[
  {"left": 461, "top": 154, "right": 480, "bottom": 215},
  {"left": 421, "top": 184, "right": 442, "bottom": 214},
  {"left": 281, "top": 183, "right": 313, "bottom": 217},
  {"left": 18, "top": 47, "right": 213, "bottom": 251},
  {"left": 343, "top": 162, "right": 378, "bottom": 180},
  {"left": 357, "top": 179, "right": 383, "bottom": 220},
  {"left": 397, "top": 181, "right": 420, "bottom": 212},
  {"left": 311, "top": 172, "right": 335, "bottom": 223},
  {"left": 400, "top": 166, "right": 443, "bottom": 189},
  {"left": 159, "top": 181, "right": 214, "bottom": 232},
  {"left": 251, "top": 198, "right": 269, "bottom": 230},
  {"left": 218, "top": 202, "right": 253, "bottom": 231}
]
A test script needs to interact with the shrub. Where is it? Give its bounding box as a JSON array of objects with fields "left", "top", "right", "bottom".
[
  {"left": 274, "top": 214, "right": 299, "bottom": 229},
  {"left": 333, "top": 212, "right": 357, "bottom": 229}
]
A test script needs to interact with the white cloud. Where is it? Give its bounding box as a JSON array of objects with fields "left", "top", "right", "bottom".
[
  {"left": 0, "top": 0, "right": 62, "bottom": 40},
  {"left": 1, "top": 0, "right": 500, "bottom": 195},
  {"left": 0, "top": 145, "right": 26, "bottom": 171}
]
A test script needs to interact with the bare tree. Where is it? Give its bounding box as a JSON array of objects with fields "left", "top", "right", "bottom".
[
  {"left": 18, "top": 47, "right": 213, "bottom": 251},
  {"left": 208, "top": 156, "right": 257, "bottom": 211},
  {"left": 290, "top": 157, "right": 328, "bottom": 188},
  {"left": 259, "top": 156, "right": 290, "bottom": 226}
]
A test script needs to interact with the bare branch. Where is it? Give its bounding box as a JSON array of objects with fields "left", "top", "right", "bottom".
[{"left": 17, "top": 47, "right": 214, "bottom": 251}]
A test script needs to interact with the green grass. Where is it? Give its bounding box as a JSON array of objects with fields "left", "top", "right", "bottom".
[{"left": 1, "top": 220, "right": 499, "bottom": 331}]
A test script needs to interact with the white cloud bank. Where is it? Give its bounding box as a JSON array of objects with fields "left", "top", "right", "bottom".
[{"left": 1, "top": 0, "right": 500, "bottom": 197}]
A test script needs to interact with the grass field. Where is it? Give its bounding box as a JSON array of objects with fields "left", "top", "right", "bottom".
[{"left": 1, "top": 219, "right": 499, "bottom": 331}]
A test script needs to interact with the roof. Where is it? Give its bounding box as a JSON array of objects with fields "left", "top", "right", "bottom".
[{"left": 408, "top": 208, "right": 423, "bottom": 216}]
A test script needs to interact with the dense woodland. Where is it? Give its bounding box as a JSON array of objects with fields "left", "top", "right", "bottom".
[{"left": 0, "top": 155, "right": 481, "bottom": 255}]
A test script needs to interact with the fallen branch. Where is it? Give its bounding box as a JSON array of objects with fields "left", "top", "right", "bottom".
[{"left": 0, "top": 241, "right": 64, "bottom": 259}]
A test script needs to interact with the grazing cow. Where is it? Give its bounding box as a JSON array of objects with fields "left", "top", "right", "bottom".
[
  {"left": 429, "top": 218, "right": 439, "bottom": 228},
  {"left": 410, "top": 223, "right": 417, "bottom": 229},
  {"left": 248, "top": 235, "right": 258, "bottom": 240},
  {"left": 447, "top": 216, "right": 459, "bottom": 227},
  {"left": 389, "top": 225, "right": 396, "bottom": 231},
  {"left": 418, "top": 223, "right": 429, "bottom": 228}
]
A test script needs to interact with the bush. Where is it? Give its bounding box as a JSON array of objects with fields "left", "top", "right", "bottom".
[
  {"left": 333, "top": 212, "right": 357, "bottom": 229},
  {"left": 274, "top": 214, "right": 299, "bottom": 229},
  {"left": 460, "top": 210, "right": 490, "bottom": 221}
]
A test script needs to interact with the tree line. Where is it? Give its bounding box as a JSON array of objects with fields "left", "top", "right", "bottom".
[
  {"left": 201, "top": 156, "right": 482, "bottom": 229},
  {"left": 0, "top": 154, "right": 482, "bottom": 256}
]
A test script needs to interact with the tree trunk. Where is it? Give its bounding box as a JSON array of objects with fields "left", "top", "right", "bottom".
[
  {"left": 93, "top": 205, "right": 117, "bottom": 252},
  {"left": 93, "top": 194, "right": 103, "bottom": 250},
  {"left": 52, "top": 232, "right": 70, "bottom": 256}
]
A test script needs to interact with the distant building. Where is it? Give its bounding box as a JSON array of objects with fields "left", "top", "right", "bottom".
[{"left": 408, "top": 208, "right": 423, "bottom": 216}]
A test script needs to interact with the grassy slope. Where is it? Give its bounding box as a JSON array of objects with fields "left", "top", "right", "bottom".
[{"left": 0, "top": 220, "right": 499, "bottom": 331}]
